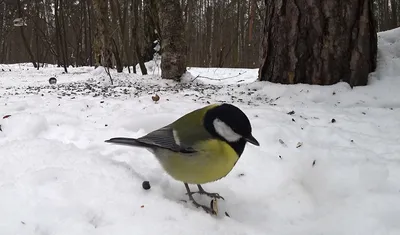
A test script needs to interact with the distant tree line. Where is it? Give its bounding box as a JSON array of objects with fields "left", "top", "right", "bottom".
[
  {"left": 0, "top": 0, "right": 157, "bottom": 73},
  {"left": 0, "top": 0, "right": 264, "bottom": 71},
  {"left": 0, "top": 0, "right": 397, "bottom": 72}
]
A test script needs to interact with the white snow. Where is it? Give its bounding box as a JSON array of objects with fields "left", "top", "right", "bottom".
[{"left": 1, "top": 28, "right": 400, "bottom": 235}]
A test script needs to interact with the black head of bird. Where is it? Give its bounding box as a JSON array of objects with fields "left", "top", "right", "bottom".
[{"left": 203, "top": 103, "right": 259, "bottom": 155}]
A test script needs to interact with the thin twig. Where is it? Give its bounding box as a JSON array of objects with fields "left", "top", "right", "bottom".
[
  {"left": 191, "top": 71, "right": 247, "bottom": 82},
  {"left": 190, "top": 74, "right": 201, "bottom": 82}
]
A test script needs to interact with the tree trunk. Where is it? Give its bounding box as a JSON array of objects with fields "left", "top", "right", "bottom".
[
  {"left": 111, "top": 38, "right": 123, "bottom": 72},
  {"left": 143, "top": 0, "right": 160, "bottom": 62},
  {"left": 54, "top": 0, "right": 67, "bottom": 72},
  {"left": 259, "top": 0, "right": 377, "bottom": 87},
  {"left": 132, "top": 0, "right": 147, "bottom": 75},
  {"left": 87, "top": 0, "right": 94, "bottom": 66},
  {"left": 60, "top": 0, "right": 69, "bottom": 71},
  {"left": 93, "top": 0, "right": 113, "bottom": 68},
  {"left": 391, "top": 0, "right": 398, "bottom": 28},
  {"left": 16, "top": 0, "right": 37, "bottom": 68},
  {"left": 157, "top": 0, "right": 187, "bottom": 80},
  {"left": 135, "top": 42, "right": 147, "bottom": 74},
  {"left": 109, "top": 0, "right": 123, "bottom": 72}
]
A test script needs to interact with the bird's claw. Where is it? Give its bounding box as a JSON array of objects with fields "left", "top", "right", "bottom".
[
  {"left": 186, "top": 191, "right": 224, "bottom": 200},
  {"left": 204, "top": 192, "right": 224, "bottom": 200}
]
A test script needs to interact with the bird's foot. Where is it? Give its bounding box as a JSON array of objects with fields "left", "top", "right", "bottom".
[
  {"left": 193, "top": 184, "right": 225, "bottom": 200},
  {"left": 203, "top": 192, "right": 224, "bottom": 200},
  {"left": 187, "top": 191, "right": 224, "bottom": 200},
  {"left": 184, "top": 183, "right": 219, "bottom": 215}
]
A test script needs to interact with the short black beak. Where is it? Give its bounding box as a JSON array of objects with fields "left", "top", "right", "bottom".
[{"left": 245, "top": 134, "right": 260, "bottom": 146}]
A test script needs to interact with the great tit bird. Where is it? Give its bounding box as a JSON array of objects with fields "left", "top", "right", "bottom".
[{"left": 105, "top": 103, "right": 259, "bottom": 214}]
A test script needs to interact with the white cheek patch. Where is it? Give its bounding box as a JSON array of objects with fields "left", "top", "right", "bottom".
[
  {"left": 213, "top": 118, "right": 242, "bottom": 142},
  {"left": 172, "top": 129, "right": 181, "bottom": 145}
]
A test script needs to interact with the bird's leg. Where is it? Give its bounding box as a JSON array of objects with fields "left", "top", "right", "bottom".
[
  {"left": 184, "top": 183, "right": 216, "bottom": 214},
  {"left": 195, "top": 184, "right": 225, "bottom": 200}
]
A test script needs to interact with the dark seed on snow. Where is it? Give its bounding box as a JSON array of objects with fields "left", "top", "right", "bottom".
[
  {"left": 331, "top": 118, "right": 336, "bottom": 123},
  {"left": 49, "top": 77, "right": 57, "bottom": 84},
  {"left": 142, "top": 181, "right": 151, "bottom": 190}
]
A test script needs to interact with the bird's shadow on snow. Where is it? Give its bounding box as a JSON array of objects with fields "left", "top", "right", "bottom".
[
  {"left": 105, "top": 158, "right": 189, "bottom": 203},
  {"left": 106, "top": 158, "right": 147, "bottom": 181}
]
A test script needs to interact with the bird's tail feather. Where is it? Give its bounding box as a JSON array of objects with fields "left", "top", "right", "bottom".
[{"left": 105, "top": 137, "right": 145, "bottom": 147}]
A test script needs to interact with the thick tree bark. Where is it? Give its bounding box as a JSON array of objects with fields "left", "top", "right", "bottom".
[
  {"left": 158, "top": 0, "right": 187, "bottom": 80},
  {"left": 259, "top": 0, "right": 377, "bottom": 87}
]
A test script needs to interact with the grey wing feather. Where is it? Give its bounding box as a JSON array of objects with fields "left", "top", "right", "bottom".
[{"left": 137, "top": 125, "right": 196, "bottom": 153}]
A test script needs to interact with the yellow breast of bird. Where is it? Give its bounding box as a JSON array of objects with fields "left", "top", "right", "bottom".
[{"left": 156, "top": 139, "right": 239, "bottom": 184}]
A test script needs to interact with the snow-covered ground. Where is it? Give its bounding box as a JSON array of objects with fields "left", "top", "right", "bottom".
[{"left": 1, "top": 28, "right": 400, "bottom": 235}]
